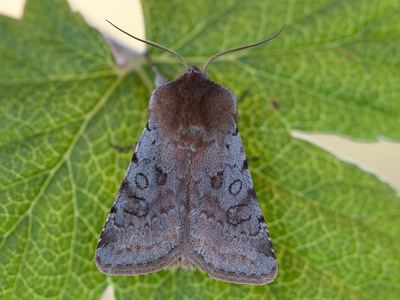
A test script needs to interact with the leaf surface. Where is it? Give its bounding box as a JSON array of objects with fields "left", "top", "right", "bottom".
[{"left": 0, "top": 0, "right": 399, "bottom": 299}]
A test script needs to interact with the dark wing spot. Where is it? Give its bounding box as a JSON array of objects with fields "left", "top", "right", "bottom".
[
  {"left": 232, "top": 127, "right": 239, "bottom": 136},
  {"left": 131, "top": 152, "right": 138, "bottom": 163},
  {"left": 257, "top": 215, "right": 265, "bottom": 224},
  {"left": 242, "top": 159, "right": 248, "bottom": 171},
  {"left": 160, "top": 203, "right": 175, "bottom": 214},
  {"left": 98, "top": 229, "right": 116, "bottom": 248},
  {"left": 109, "top": 204, "right": 117, "bottom": 214},
  {"left": 200, "top": 210, "right": 215, "bottom": 220},
  {"left": 247, "top": 188, "right": 256, "bottom": 198},
  {"left": 210, "top": 171, "right": 224, "bottom": 189},
  {"left": 117, "top": 179, "right": 129, "bottom": 196},
  {"left": 229, "top": 179, "right": 242, "bottom": 196},
  {"left": 155, "top": 166, "right": 167, "bottom": 185},
  {"left": 126, "top": 194, "right": 148, "bottom": 217},
  {"left": 225, "top": 144, "right": 230, "bottom": 150},
  {"left": 227, "top": 204, "right": 251, "bottom": 225},
  {"left": 135, "top": 173, "right": 149, "bottom": 189},
  {"left": 257, "top": 241, "right": 276, "bottom": 258}
]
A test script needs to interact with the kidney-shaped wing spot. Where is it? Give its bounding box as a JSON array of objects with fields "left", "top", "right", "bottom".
[
  {"left": 95, "top": 120, "right": 184, "bottom": 275},
  {"left": 186, "top": 130, "right": 277, "bottom": 284}
]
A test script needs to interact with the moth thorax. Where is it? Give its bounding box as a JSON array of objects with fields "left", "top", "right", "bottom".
[
  {"left": 174, "top": 124, "right": 213, "bottom": 151},
  {"left": 149, "top": 66, "right": 237, "bottom": 150}
]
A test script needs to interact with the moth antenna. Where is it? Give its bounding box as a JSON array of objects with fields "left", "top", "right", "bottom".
[
  {"left": 106, "top": 20, "right": 188, "bottom": 70},
  {"left": 203, "top": 25, "right": 286, "bottom": 74}
]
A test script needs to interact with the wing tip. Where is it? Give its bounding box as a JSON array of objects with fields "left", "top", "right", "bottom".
[
  {"left": 94, "top": 247, "right": 182, "bottom": 275},
  {"left": 214, "top": 263, "right": 278, "bottom": 285},
  {"left": 94, "top": 250, "right": 111, "bottom": 275},
  {"left": 258, "top": 262, "right": 278, "bottom": 284},
  {"left": 187, "top": 252, "right": 278, "bottom": 285},
  {"left": 214, "top": 262, "right": 278, "bottom": 285}
]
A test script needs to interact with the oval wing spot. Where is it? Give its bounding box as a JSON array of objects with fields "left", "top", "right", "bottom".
[
  {"left": 155, "top": 166, "right": 167, "bottom": 185},
  {"left": 135, "top": 173, "right": 149, "bottom": 189},
  {"left": 126, "top": 195, "right": 149, "bottom": 217},
  {"left": 210, "top": 171, "right": 224, "bottom": 189},
  {"left": 226, "top": 204, "right": 251, "bottom": 225},
  {"left": 229, "top": 179, "right": 242, "bottom": 195}
]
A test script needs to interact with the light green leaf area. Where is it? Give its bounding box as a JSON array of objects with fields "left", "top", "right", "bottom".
[{"left": 0, "top": 0, "right": 399, "bottom": 299}]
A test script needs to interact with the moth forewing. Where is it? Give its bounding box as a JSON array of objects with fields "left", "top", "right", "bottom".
[
  {"left": 95, "top": 121, "right": 184, "bottom": 275},
  {"left": 185, "top": 117, "right": 277, "bottom": 285}
]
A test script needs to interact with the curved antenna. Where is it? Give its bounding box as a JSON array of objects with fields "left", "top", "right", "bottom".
[
  {"left": 106, "top": 20, "right": 188, "bottom": 70},
  {"left": 203, "top": 25, "right": 286, "bottom": 74}
]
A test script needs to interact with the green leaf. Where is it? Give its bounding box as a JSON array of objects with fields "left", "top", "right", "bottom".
[{"left": 0, "top": 0, "right": 399, "bottom": 299}]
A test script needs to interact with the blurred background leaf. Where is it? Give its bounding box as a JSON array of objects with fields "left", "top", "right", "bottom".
[{"left": 0, "top": 0, "right": 399, "bottom": 299}]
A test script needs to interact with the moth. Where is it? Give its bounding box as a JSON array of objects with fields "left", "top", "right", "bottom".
[{"left": 95, "top": 21, "right": 284, "bottom": 285}]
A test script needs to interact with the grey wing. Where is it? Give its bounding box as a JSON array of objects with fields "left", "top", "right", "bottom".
[
  {"left": 186, "top": 129, "right": 277, "bottom": 284},
  {"left": 95, "top": 120, "right": 183, "bottom": 275}
]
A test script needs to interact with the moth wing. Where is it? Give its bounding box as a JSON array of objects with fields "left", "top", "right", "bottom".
[
  {"left": 95, "top": 120, "right": 183, "bottom": 275},
  {"left": 187, "top": 129, "right": 277, "bottom": 284}
]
